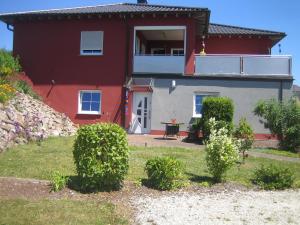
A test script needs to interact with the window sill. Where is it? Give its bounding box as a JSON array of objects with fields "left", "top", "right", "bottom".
[
  {"left": 79, "top": 54, "right": 103, "bottom": 56},
  {"left": 77, "top": 111, "right": 101, "bottom": 115},
  {"left": 192, "top": 114, "right": 202, "bottom": 118}
]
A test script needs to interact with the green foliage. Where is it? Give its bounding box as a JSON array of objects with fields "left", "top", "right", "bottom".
[
  {"left": 252, "top": 164, "right": 295, "bottom": 190},
  {"left": 0, "top": 49, "right": 21, "bottom": 78},
  {"left": 145, "top": 157, "right": 184, "bottom": 190},
  {"left": 14, "top": 80, "right": 41, "bottom": 100},
  {"left": 234, "top": 118, "right": 254, "bottom": 161},
  {"left": 202, "top": 97, "right": 234, "bottom": 140},
  {"left": 73, "top": 123, "right": 129, "bottom": 191},
  {"left": 254, "top": 98, "right": 300, "bottom": 152},
  {"left": 0, "top": 83, "right": 15, "bottom": 103},
  {"left": 205, "top": 118, "right": 240, "bottom": 182},
  {"left": 50, "top": 171, "right": 69, "bottom": 192}
]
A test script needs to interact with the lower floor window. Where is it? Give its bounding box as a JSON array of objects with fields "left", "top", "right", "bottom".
[
  {"left": 78, "top": 90, "right": 101, "bottom": 114},
  {"left": 193, "top": 93, "right": 217, "bottom": 117}
]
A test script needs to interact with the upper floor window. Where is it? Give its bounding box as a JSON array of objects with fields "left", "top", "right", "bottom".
[
  {"left": 78, "top": 90, "right": 101, "bottom": 115},
  {"left": 80, "top": 31, "right": 103, "bottom": 55},
  {"left": 171, "top": 48, "right": 184, "bottom": 56}
]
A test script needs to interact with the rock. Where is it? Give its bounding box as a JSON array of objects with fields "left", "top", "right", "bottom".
[{"left": 0, "top": 92, "right": 77, "bottom": 151}]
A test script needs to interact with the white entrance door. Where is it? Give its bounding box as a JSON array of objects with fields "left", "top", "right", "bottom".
[{"left": 131, "top": 92, "right": 152, "bottom": 134}]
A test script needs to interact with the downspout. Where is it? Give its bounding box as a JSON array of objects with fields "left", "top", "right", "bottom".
[
  {"left": 279, "top": 80, "right": 283, "bottom": 102},
  {"left": 123, "top": 15, "right": 130, "bottom": 129},
  {"left": 6, "top": 23, "right": 14, "bottom": 32}
]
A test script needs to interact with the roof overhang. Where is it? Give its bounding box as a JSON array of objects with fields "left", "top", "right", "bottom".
[{"left": 0, "top": 3, "right": 210, "bottom": 35}]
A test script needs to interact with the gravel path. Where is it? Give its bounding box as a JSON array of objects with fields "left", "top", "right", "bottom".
[{"left": 132, "top": 190, "right": 300, "bottom": 225}]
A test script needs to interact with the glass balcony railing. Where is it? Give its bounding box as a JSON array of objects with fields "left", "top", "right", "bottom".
[{"left": 195, "top": 54, "right": 292, "bottom": 76}]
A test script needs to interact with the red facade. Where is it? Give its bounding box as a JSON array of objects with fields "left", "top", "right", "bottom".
[{"left": 13, "top": 14, "right": 276, "bottom": 127}]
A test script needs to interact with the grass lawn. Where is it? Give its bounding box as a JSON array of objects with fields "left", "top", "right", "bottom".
[
  {"left": 0, "top": 198, "right": 127, "bottom": 225},
  {"left": 0, "top": 136, "right": 300, "bottom": 187},
  {"left": 250, "top": 148, "right": 300, "bottom": 158}
]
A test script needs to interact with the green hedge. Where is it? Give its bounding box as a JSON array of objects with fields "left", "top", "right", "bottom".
[
  {"left": 73, "top": 123, "right": 129, "bottom": 192},
  {"left": 145, "top": 157, "right": 184, "bottom": 190},
  {"left": 202, "top": 97, "right": 234, "bottom": 140}
]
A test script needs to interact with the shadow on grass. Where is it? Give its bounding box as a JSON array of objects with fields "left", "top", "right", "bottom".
[
  {"left": 186, "top": 172, "right": 216, "bottom": 185},
  {"left": 67, "top": 176, "right": 123, "bottom": 194}
]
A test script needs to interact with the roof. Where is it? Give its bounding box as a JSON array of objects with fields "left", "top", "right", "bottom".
[
  {"left": 0, "top": 3, "right": 208, "bottom": 17},
  {"left": 208, "top": 23, "right": 285, "bottom": 36}
]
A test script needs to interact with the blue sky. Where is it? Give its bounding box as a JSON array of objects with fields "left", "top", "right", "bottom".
[{"left": 0, "top": 0, "right": 299, "bottom": 85}]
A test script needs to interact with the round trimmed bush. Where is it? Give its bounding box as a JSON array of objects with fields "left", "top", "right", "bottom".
[
  {"left": 145, "top": 157, "right": 184, "bottom": 190},
  {"left": 73, "top": 123, "right": 129, "bottom": 191}
]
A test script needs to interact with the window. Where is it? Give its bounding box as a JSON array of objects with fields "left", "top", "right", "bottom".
[
  {"left": 151, "top": 48, "right": 166, "bottom": 55},
  {"left": 80, "top": 31, "right": 103, "bottom": 55},
  {"left": 193, "top": 93, "right": 218, "bottom": 117},
  {"left": 78, "top": 90, "right": 101, "bottom": 114},
  {"left": 171, "top": 48, "right": 184, "bottom": 56}
]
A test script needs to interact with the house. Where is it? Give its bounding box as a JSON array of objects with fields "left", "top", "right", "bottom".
[
  {"left": 0, "top": 1, "right": 293, "bottom": 139},
  {"left": 293, "top": 85, "right": 300, "bottom": 100}
]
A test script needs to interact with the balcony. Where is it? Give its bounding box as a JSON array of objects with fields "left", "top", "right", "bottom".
[
  {"left": 195, "top": 54, "right": 292, "bottom": 76},
  {"left": 133, "top": 26, "right": 186, "bottom": 74},
  {"left": 133, "top": 55, "right": 185, "bottom": 74}
]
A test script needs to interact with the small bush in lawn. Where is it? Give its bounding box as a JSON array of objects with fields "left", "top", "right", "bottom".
[
  {"left": 50, "top": 171, "right": 69, "bottom": 192},
  {"left": 145, "top": 157, "right": 184, "bottom": 190},
  {"left": 234, "top": 118, "right": 254, "bottom": 162},
  {"left": 205, "top": 118, "right": 240, "bottom": 182},
  {"left": 73, "top": 123, "right": 129, "bottom": 192},
  {"left": 252, "top": 164, "right": 294, "bottom": 190},
  {"left": 202, "top": 96, "right": 234, "bottom": 140}
]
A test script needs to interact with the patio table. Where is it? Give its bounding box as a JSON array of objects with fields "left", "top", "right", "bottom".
[{"left": 161, "top": 122, "right": 184, "bottom": 138}]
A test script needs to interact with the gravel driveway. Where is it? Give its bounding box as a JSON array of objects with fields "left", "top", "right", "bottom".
[{"left": 133, "top": 190, "right": 300, "bottom": 225}]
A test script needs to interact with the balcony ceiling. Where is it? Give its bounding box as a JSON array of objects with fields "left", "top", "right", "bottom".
[{"left": 140, "top": 30, "right": 184, "bottom": 41}]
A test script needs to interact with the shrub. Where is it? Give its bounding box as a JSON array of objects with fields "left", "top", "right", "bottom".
[
  {"left": 254, "top": 98, "right": 300, "bottom": 152},
  {"left": 234, "top": 118, "right": 254, "bottom": 161},
  {"left": 252, "top": 164, "right": 295, "bottom": 190},
  {"left": 202, "top": 97, "right": 234, "bottom": 140},
  {"left": 145, "top": 157, "right": 184, "bottom": 190},
  {"left": 73, "top": 123, "right": 129, "bottom": 191},
  {"left": 205, "top": 118, "right": 240, "bottom": 182},
  {"left": 0, "top": 49, "right": 21, "bottom": 78},
  {"left": 0, "top": 83, "right": 15, "bottom": 103},
  {"left": 50, "top": 171, "right": 69, "bottom": 192},
  {"left": 14, "top": 80, "right": 41, "bottom": 100}
]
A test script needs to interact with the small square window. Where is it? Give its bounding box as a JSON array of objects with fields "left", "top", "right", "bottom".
[
  {"left": 80, "top": 31, "right": 103, "bottom": 55},
  {"left": 193, "top": 94, "right": 218, "bottom": 118},
  {"left": 78, "top": 90, "right": 101, "bottom": 115}
]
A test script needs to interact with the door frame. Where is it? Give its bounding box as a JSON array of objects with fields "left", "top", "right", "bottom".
[{"left": 131, "top": 92, "right": 152, "bottom": 134}]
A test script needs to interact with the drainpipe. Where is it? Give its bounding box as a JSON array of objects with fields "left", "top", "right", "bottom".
[
  {"left": 6, "top": 23, "right": 14, "bottom": 32},
  {"left": 123, "top": 16, "right": 130, "bottom": 129},
  {"left": 279, "top": 80, "right": 283, "bottom": 102}
]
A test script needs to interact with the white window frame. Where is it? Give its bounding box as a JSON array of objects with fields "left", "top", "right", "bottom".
[
  {"left": 171, "top": 48, "right": 184, "bottom": 56},
  {"left": 193, "top": 93, "right": 219, "bottom": 118},
  {"left": 78, "top": 90, "right": 102, "bottom": 115},
  {"left": 151, "top": 48, "right": 166, "bottom": 55},
  {"left": 80, "top": 31, "right": 104, "bottom": 56},
  {"left": 135, "top": 36, "right": 141, "bottom": 55}
]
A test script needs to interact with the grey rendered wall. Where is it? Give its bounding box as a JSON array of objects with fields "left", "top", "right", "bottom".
[{"left": 150, "top": 78, "right": 293, "bottom": 134}]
